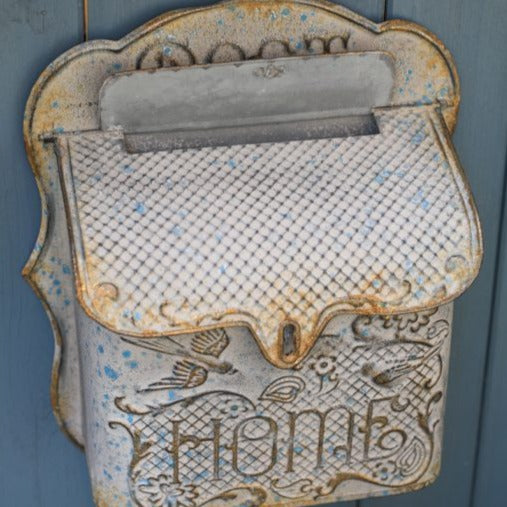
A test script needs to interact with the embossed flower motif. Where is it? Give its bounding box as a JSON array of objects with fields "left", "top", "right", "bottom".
[
  {"left": 310, "top": 354, "right": 337, "bottom": 377},
  {"left": 309, "top": 354, "right": 339, "bottom": 393},
  {"left": 219, "top": 396, "right": 249, "bottom": 419},
  {"left": 139, "top": 475, "right": 198, "bottom": 507}
]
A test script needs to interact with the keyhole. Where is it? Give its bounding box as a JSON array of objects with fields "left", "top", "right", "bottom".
[{"left": 282, "top": 323, "right": 298, "bottom": 359}]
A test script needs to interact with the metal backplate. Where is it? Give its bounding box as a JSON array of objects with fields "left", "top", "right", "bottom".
[{"left": 24, "top": 0, "right": 463, "bottom": 447}]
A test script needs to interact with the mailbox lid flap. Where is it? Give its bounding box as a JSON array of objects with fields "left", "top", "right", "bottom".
[{"left": 57, "top": 105, "right": 481, "bottom": 367}]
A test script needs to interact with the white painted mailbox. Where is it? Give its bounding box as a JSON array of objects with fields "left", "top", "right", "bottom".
[{"left": 24, "top": 1, "right": 482, "bottom": 506}]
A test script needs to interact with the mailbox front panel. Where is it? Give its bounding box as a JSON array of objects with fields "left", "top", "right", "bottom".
[{"left": 78, "top": 305, "right": 452, "bottom": 506}]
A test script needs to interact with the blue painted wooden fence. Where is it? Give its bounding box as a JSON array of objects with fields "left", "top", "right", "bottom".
[{"left": 0, "top": 1, "right": 505, "bottom": 506}]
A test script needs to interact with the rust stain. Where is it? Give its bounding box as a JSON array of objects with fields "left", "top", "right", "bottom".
[{"left": 93, "top": 486, "right": 130, "bottom": 507}]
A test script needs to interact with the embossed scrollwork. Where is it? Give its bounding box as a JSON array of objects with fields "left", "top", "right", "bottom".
[
  {"left": 136, "top": 42, "right": 196, "bottom": 69},
  {"left": 135, "top": 34, "right": 353, "bottom": 71}
]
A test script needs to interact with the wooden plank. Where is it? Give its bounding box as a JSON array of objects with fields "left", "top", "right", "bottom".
[
  {"left": 360, "top": 0, "right": 507, "bottom": 505},
  {"left": 86, "top": 0, "right": 387, "bottom": 503},
  {"left": 87, "top": 0, "right": 215, "bottom": 39},
  {"left": 472, "top": 172, "right": 507, "bottom": 504},
  {"left": 0, "top": 0, "right": 93, "bottom": 505},
  {"left": 87, "top": 0, "right": 386, "bottom": 39},
  {"left": 335, "top": 0, "right": 385, "bottom": 22}
]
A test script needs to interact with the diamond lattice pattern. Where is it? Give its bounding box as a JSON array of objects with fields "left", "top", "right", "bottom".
[{"left": 62, "top": 107, "right": 480, "bottom": 348}]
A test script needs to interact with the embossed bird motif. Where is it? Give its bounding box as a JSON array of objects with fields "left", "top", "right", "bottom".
[
  {"left": 352, "top": 316, "right": 449, "bottom": 387},
  {"left": 143, "top": 359, "right": 209, "bottom": 391},
  {"left": 121, "top": 329, "right": 236, "bottom": 391},
  {"left": 361, "top": 342, "right": 442, "bottom": 388}
]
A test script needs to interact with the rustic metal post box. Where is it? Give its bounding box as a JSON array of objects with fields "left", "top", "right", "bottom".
[{"left": 23, "top": 1, "right": 482, "bottom": 505}]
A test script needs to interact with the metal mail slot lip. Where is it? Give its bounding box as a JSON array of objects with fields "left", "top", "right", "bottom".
[
  {"left": 99, "top": 52, "right": 395, "bottom": 137},
  {"left": 56, "top": 104, "right": 482, "bottom": 366}
]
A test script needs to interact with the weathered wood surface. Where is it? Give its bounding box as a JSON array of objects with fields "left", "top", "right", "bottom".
[
  {"left": 472, "top": 156, "right": 507, "bottom": 506},
  {"left": 0, "top": 2, "right": 93, "bottom": 506},
  {"left": 1, "top": 1, "right": 506, "bottom": 506}
]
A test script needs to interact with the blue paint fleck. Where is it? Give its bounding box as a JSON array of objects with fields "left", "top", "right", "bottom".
[
  {"left": 51, "top": 101, "right": 59, "bottom": 108},
  {"left": 375, "top": 168, "right": 392, "bottom": 184},
  {"left": 228, "top": 159, "right": 237, "bottom": 169},
  {"left": 62, "top": 264, "right": 71, "bottom": 274},
  {"left": 98, "top": 345, "right": 104, "bottom": 354},
  {"left": 171, "top": 225, "right": 183, "bottom": 237},
  {"left": 300, "top": 13, "right": 308, "bottom": 21},
  {"left": 133, "top": 311, "right": 142, "bottom": 322},
  {"left": 135, "top": 202, "right": 146, "bottom": 214},
  {"left": 104, "top": 365, "right": 119, "bottom": 380},
  {"left": 112, "top": 62, "right": 122, "bottom": 71},
  {"left": 129, "top": 361, "right": 138, "bottom": 370},
  {"left": 163, "top": 46, "right": 172, "bottom": 55},
  {"left": 439, "top": 86, "right": 449, "bottom": 98},
  {"left": 281, "top": 7, "right": 291, "bottom": 16},
  {"left": 122, "top": 350, "right": 131, "bottom": 358},
  {"left": 411, "top": 189, "right": 425, "bottom": 205}
]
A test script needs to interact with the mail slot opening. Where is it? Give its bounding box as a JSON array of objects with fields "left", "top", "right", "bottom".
[{"left": 281, "top": 321, "right": 300, "bottom": 360}]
